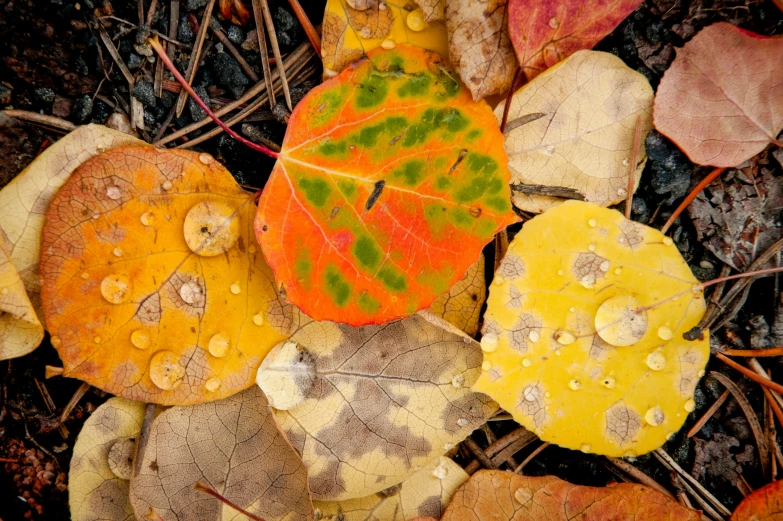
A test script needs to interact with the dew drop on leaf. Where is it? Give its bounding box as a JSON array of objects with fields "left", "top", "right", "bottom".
[
  {"left": 208, "top": 333, "right": 229, "bottom": 358},
  {"left": 101, "top": 274, "right": 130, "bottom": 304},
  {"left": 149, "top": 351, "right": 185, "bottom": 390}
]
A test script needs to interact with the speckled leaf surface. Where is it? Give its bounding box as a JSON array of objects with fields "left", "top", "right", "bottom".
[
  {"left": 654, "top": 23, "right": 783, "bottom": 167},
  {"left": 315, "top": 456, "right": 469, "bottom": 521},
  {"left": 322, "top": 0, "right": 448, "bottom": 78},
  {"left": 256, "top": 311, "right": 498, "bottom": 501},
  {"left": 475, "top": 201, "right": 709, "bottom": 457},
  {"left": 69, "top": 398, "right": 145, "bottom": 521},
  {"left": 0, "top": 243, "right": 43, "bottom": 360},
  {"left": 40, "top": 146, "right": 291, "bottom": 405},
  {"left": 255, "top": 45, "right": 517, "bottom": 326},
  {"left": 500, "top": 50, "right": 653, "bottom": 213},
  {"left": 508, "top": 0, "right": 643, "bottom": 81},
  {"left": 441, "top": 470, "right": 702, "bottom": 521},
  {"left": 129, "top": 386, "right": 313, "bottom": 521},
  {"left": 730, "top": 479, "right": 783, "bottom": 520},
  {"left": 430, "top": 255, "right": 485, "bottom": 336}
]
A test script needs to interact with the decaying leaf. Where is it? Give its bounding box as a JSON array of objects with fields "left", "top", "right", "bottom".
[
  {"left": 69, "top": 398, "right": 145, "bottom": 521},
  {"left": 0, "top": 243, "right": 43, "bottom": 360},
  {"left": 446, "top": 0, "right": 517, "bottom": 101},
  {"left": 429, "top": 255, "right": 485, "bottom": 336},
  {"left": 0, "top": 124, "right": 143, "bottom": 312},
  {"left": 129, "top": 386, "right": 313, "bottom": 521},
  {"left": 315, "top": 456, "right": 469, "bottom": 521},
  {"left": 500, "top": 50, "right": 653, "bottom": 213},
  {"left": 40, "top": 146, "right": 290, "bottom": 405},
  {"left": 654, "top": 23, "right": 783, "bottom": 167},
  {"left": 474, "top": 201, "right": 709, "bottom": 457},
  {"left": 255, "top": 45, "right": 518, "bottom": 326},
  {"left": 441, "top": 470, "right": 703, "bottom": 521},
  {"left": 256, "top": 311, "right": 497, "bottom": 500},
  {"left": 413, "top": 0, "right": 444, "bottom": 22},
  {"left": 689, "top": 164, "right": 783, "bottom": 271},
  {"left": 692, "top": 432, "right": 755, "bottom": 490},
  {"left": 508, "top": 0, "right": 643, "bottom": 81},
  {"left": 730, "top": 479, "right": 783, "bottom": 521},
  {"left": 322, "top": 0, "right": 448, "bottom": 77}
]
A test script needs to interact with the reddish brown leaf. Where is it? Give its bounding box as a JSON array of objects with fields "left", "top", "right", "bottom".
[{"left": 731, "top": 479, "right": 783, "bottom": 520}]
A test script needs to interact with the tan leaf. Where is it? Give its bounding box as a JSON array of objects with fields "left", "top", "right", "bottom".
[
  {"left": 429, "top": 255, "right": 486, "bottom": 336},
  {"left": 441, "top": 470, "right": 702, "bottom": 521},
  {"left": 129, "top": 386, "right": 313, "bottom": 521},
  {"left": 499, "top": 50, "right": 653, "bottom": 213},
  {"left": 446, "top": 0, "right": 517, "bottom": 100},
  {"left": 0, "top": 242, "right": 43, "bottom": 360},
  {"left": 414, "top": 0, "right": 444, "bottom": 22},
  {"left": 0, "top": 124, "right": 143, "bottom": 313},
  {"left": 69, "top": 398, "right": 146, "bottom": 521},
  {"left": 315, "top": 456, "right": 469, "bottom": 521},
  {"left": 256, "top": 311, "right": 498, "bottom": 501}
]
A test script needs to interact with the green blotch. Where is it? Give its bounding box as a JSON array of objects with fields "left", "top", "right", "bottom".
[
  {"left": 424, "top": 203, "right": 448, "bottom": 235},
  {"left": 337, "top": 179, "right": 357, "bottom": 199},
  {"left": 356, "top": 73, "right": 389, "bottom": 109},
  {"left": 392, "top": 160, "right": 426, "bottom": 186},
  {"left": 324, "top": 266, "right": 351, "bottom": 306},
  {"left": 397, "top": 74, "right": 432, "bottom": 98},
  {"left": 311, "top": 88, "right": 346, "bottom": 127},
  {"left": 454, "top": 153, "right": 501, "bottom": 203},
  {"left": 436, "top": 75, "right": 459, "bottom": 98},
  {"left": 486, "top": 196, "right": 510, "bottom": 212},
  {"left": 467, "top": 152, "right": 498, "bottom": 175},
  {"left": 353, "top": 235, "right": 381, "bottom": 271},
  {"left": 318, "top": 139, "right": 348, "bottom": 158},
  {"left": 466, "top": 129, "right": 482, "bottom": 142},
  {"left": 298, "top": 177, "right": 332, "bottom": 207},
  {"left": 295, "top": 258, "right": 312, "bottom": 281},
  {"left": 377, "top": 265, "right": 407, "bottom": 293},
  {"left": 486, "top": 178, "right": 504, "bottom": 194},
  {"left": 403, "top": 108, "right": 468, "bottom": 147},
  {"left": 357, "top": 293, "right": 381, "bottom": 314},
  {"left": 354, "top": 117, "right": 408, "bottom": 148},
  {"left": 417, "top": 267, "right": 452, "bottom": 296},
  {"left": 475, "top": 219, "right": 496, "bottom": 239},
  {"left": 436, "top": 176, "right": 452, "bottom": 190},
  {"left": 450, "top": 207, "right": 474, "bottom": 232}
]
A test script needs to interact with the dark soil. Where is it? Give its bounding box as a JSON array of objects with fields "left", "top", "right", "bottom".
[{"left": 1, "top": 0, "right": 782, "bottom": 519}]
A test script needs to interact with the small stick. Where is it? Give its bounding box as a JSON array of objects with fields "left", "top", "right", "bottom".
[
  {"left": 33, "top": 378, "right": 69, "bottom": 439},
  {"left": 625, "top": 115, "right": 643, "bottom": 219},
  {"left": 606, "top": 456, "right": 674, "bottom": 498},
  {"left": 258, "top": 0, "right": 292, "bottom": 110},
  {"left": 251, "top": 0, "right": 276, "bottom": 107},
  {"left": 721, "top": 347, "right": 783, "bottom": 357},
  {"left": 514, "top": 442, "right": 549, "bottom": 473},
  {"left": 155, "top": 0, "right": 180, "bottom": 97},
  {"left": 463, "top": 436, "right": 496, "bottom": 469},
  {"left": 675, "top": 476, "right": 725, "bottom": 521},
  {"left": 660, "top": 167, "right": 726, "bottom": 235},
  {"left": 100, "top": 16, "right": 190, "bottom": 48},
  {"left": 490, "top": 435, "right": 537, "bottom": 467},
  {"left": 1, "top": 110, "right": 76, "bottom": 132},
  {"left": 687, "top": 389, "right": 730, "bottom": 438},
  {"left": 174, "top": 0, "right": 216, "bottom": 117},
  {"left": 210, "top": 26, "right": 259, "bottom": 82},
  {"left": 286, "top": 0, "right": 320, "bottom": 55},
  {"left": 59, "top": 382, "right": 90, "bottom": 426},
  {"left": 98, "top": 24, "right": 145, "bottom": 130},
  {"left": 700, "top": 266, "right": 783, "bottom": 288},
  {"left": 653, "top": 449, "right": 731, "bottom": 517},
  {"left": 748, "top": 358, "right": 783, "bottom": 413},
  {"left": 133, "top": 403, "right": 157, "bottom": 478},
  {"left": 716, "top": 353, "right": 783, "bottom": 395},
  {"left": 494, "top": 229, "right": 509, "bottom": 272},
  {"left": 194, "top": 482, "right": 266, "bottom": 521}
]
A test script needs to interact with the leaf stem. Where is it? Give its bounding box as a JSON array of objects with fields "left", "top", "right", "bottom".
[
  {"left": 720, "top": 347, "right": 783, "bottom": 357},
  {"left": 715, "top": 353, "right": 783, "bottom": 395},
  {"left": 148, "top": 36, "right": 279, "bottom": 159},
  {"left": 499, "top": 67, "right": 526, "bottom": 134},
  {"left": 660, "top": 167, "right": 725, "bottom": 234},
  {"left": 624, "top": 115, "right": 643, "bottom": 219},
  {"left": 194, "top": 482, "right": 267, "bottom": 521},
  {"left": 699, "top": 266, "right": 783, "bottom": 289}
]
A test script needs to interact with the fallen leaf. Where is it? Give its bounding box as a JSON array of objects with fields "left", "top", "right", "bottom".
[
  {"left": 730, "top": 479, "right": 783, "bottom": 521},
  {"left": 474, "top": 200, "right": 709, "bottom": 457},
  {"left": 654, "top": 23, "right": 783, "bottom": 167},
  {"left": 508, "top": 0, "right": 643, "bottom": 81},
  {"left": 441, "top": 470, "right": 703, "bottom": 521},
  {"left": 40, "top": 146, "right": 290, "bottom": 405},
  {"left": 69, "top": 398, "right": 145, "bottom": 521},
  {"left": 446, "top": 0, "right": 517, "bottom": 101},
  {"left": 0, "top": 242, "right": 43, "bottom": 360},
  {"left": 256, "top": 311, "right": 497, "bottom": 500},
  {"left": 429, "top": 255, "right": 486, "bottom": 336},
  {"left": 129, "top": 386, "right": 313, "bottom": 521},
  {"left": 322, "top": 0, "right": 448, "bottom": 77},
  {"left": 255, "top": 45, "right": 518, "bottom": 326},
  {"left": 499, "top": 50, "right": 653, "bottom": 213},
  {"left": 413, "top": 0, "right": 444, "bottom": 22},
  {"left": 0, "top": 124, "right": 143, "bottom": 313},
  {"left": 689, "top": 163, "right": 783, "bottom": 271},
  {"left": 692, "top": 432, "right": 755, "bottom": 490},
  {"left": 315, "top": 456, "right": 469, "bottom": 521}
]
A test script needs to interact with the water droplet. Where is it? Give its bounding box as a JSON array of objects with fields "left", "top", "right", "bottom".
[
  {"left": 522, "top": 386, "right": 539, "bottom": 403},
  {"left": 580, "top": 274, "right": 596, "bottom": 288},
  {"left": 131, "top": 330, "right": 151, "bottom": 350},
  {"left": 205, "top": 377, "right": 221, "bottom": 392},
  {"left": 646, "top": 351, "right": 666, "bottom": 371},
  {"left": 92, "top": 212, "right": 100, "bottom": 219},
  {"left": 179, "top": 281, "right": 202, "bottom": 304},
  {"left": 113, "top": 247, "right": 123, "bottom": 257},
  {"left": 555, "top": 349, "right": 562, "bottom": 356},
  {"left": 697, "top": 369, "right": 706, "bottom": 378},
  {"left": 522, "top": 358, "right": 531, "bottom": 367},
  {"left": 602, "top": 376, "right": 616, "bottom": 388},
  {"left": 432, "top": 460, "right": 449, "bottom": 479},
  {"left": 81, "top": 272, "right": 89, "bottom": 279},
  {"left": 588, "top": 244, "right": 596, "bottom": 252},
  {"left": 617, "top": 236, "right": 626, "bottom": 243},
  {"left": 444, "top": 442, "right": 456, "bottom": 451},
  {"left": 617, "top": 188, "right": 628, "bottom": 197},
  {"left": 360, "top": 26, "right": 372, "bottom": 38},
  {"left": 253, "top": 313, "right": 264, "bottom": 326},
  {"left": 557, "top": 269, "right": 564, "bottom": 276},
  {"left": 378, "top": 1, "right": 386, "bottom": 9},
  {"left": 230, "top": 283, "right": 241, "bottom": 295},
  {"left": 548, "top": 16, "right": 559, "bottom": 28},
  {"left": 51, "top": 336, "right": 61, "bottom": 347},
  {"left": 580, "top": 444, "right": 592, "bottom": 453},
  {"left": 494, "top": 274, "right": 504, "bottom": 284},
  {"left": 684, "top": 399, "right": 696, "bottom": 412},
  {"left": 106, "top": 185, "right": 122, "bottom": 200},
  {"left": 622, "top": 158, "right": 630, "bottom": 166},
  {"left": 543, "top": 145, "right": 555, "bottom": 156},
  {"left": 657, "top": 325, "right": 673, "bottom": 340},
  {"left": 184, "top": 200, "right": 241, "bottom": 256},
  {"left": 481, "top": 334, "right": 498, "bottom": 353},
  {"left": 482, "top": 361, "right": 491, "bottom": 371},
  {"left": 545, "top": 391, "right": 551, "bottom": 398},
  {"left": 101, "top": 274, "right": 131, "bottom": 304},
  {"left": 199, "top": 153, "right": 213, "bottom": 165},
  {"left": 569, "top": 379, "right": 581, "bottom": 391},
  {"left": 140, "top": 211, "right": 155, "bottom": 226},
  {"left": 452, "top": 374, "right": 465, "bottom": 388},
  {"left": 457, "top": 418, "right": 469, "bottom": 427},
  {"left": 208, "top": 333, "right": 230, "bottom": 358},
  {"left": 554, "top": 329, "right": 576, "bottom": 345},
  {"left": 588, "top": 218, "right": 597, "bottom": 227},
  {"left": 463, "top": 336, "right": 471, "bottom": 344},
  {"left": 569, "top": 307, "right": 576, "bottom": 313},
  {"left": 692, "top": 284, "right": 703, "bottom": 293},
  {"left": 614, "top": 267, "right": 623, "bottom": 275},
  {"left": 94, "top": 336, "right": 101, "bottom": 344},
  {"left": 663, "top": 237, "right": 673, "bottom": 246},
  {"left": 595, "top": 295, "right": 647, "bottom": 347},
  {"left": 600, "top": 261, "right": 610, "bottom": 272},
  {"left": 528, "top": 330, "right": 540, "bottom": 342},
  {"left": 381, "top": 38, "right": 395, "bottom": 49},
  {"left": 623, "top": 450, "right": 637, "bottom": 459},
  {"left": 161, "top": 180, "right": 173, "bottom": 191},
  {"left": 514, "top": 488, "right": 532, "bottom": 504},
  {"left": 150, "top": 350, "right": 185, "bottom": 390},
  {"left": 645, "top": 406, "right": 664, "bottom": 426}
]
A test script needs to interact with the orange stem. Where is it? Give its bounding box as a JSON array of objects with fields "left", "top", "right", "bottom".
[
  {"left": 194, "top": 482, "right": 266, "bottom": 521},
  {"left": 762, "top": 385, "right": 783, "bottom": 428},
  {"left": 722, "top": 347, "right": 783, "bottom": 357},
  {"left": 286, "top": 0, "right": 320, "bottom": 57},
  {"left": 700, "top": 266, "right": 783, "bottom": 288},
  {"left": 660, "top": 167, "right": 726, "bottom": 234},
  {"left": 716, "top": 353, "right": 783, "bottom": 395}
]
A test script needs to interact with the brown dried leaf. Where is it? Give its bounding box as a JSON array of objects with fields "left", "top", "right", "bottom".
[
  {"left": 414, "top": 0, "right": 444, "bottom": 22},
  {"left": 129, "top": 386, "right": 313, "bottom": 521},
  {"left": 0, "top": 242, "right": 43, "bottom": 360},
  {"left": 430, "top": 255, "right": 486, "bottom": 336},
  {"left": 692, "top": 432, "right": 755, "bottom": 490}
]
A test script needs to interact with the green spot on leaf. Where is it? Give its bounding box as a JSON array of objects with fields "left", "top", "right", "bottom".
[
  {"left": 378, "top": 265, "right": 407, "bottom": 293},
  {"left": 357, "top": 293, "right": 381, "bottom": 314},
  {"left": 392, "top": 160, "right": 426, "bottom": 186},
  {"left": 337, "top": 179, "right": 357, "bottom": 199},
  {"left": 356, "top": 73, "right": 389, "bottom": 109},
  {"left": 486, "top": 196, "right": 511, "bottom": 212},
  {"left": 318, "top": 139, "right": 349, "bottom": 158},
  {"left": 454, "top": 153, "right": 501, "bottom": 203},
  {"left": 298, "top": 177, "right": 332, "bottom": 207},
  {"left": 398, "top": 74, "right": 432, "bottom": 98},
  {"left": 353, "top": 235, "right": 382, "bottom": 271},
  {"left": 324, "top": 266, "right": 351, "bottom": 306},
  {"left": 295, "top": 257, "right": 312, "bottom": 281}
]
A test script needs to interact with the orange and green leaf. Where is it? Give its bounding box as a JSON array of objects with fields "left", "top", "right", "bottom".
[{"left": 255, "top": 45, "right": 518, "bottom": 326}]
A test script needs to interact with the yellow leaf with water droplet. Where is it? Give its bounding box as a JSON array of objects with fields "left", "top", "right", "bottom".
[
  {"left": 475, "top": 201, "right": 708, "bottom": 457},
  {"left": 0, "top": 242, "right": 43, "bottom": 360}
]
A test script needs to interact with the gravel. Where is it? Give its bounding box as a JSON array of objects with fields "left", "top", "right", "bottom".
[
  {"left": 132, "top": 79, "right": 157, "bottom": 108},
  {"left": 210, "top": 52, "right": 249, "bottom": 99},
  {"left": 70, "top": 94, "right": 93, "bottom": 123}
]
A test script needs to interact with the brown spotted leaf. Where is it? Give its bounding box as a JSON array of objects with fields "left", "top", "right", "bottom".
[
  {"left": 40, "top": 146, "right": 290, "bottom": 405},
  {"left": 441, "top": 470, "right": 702, "bottom": 521},
  {"left": 129, "top": 386, "right": 313, "bottom": 521},
  {"left": 256, "top": 311, "right": 498, "bottom": 501},
  {"left": 414, "top": 0, "right": 444, "bottom": 22},
  {"left": 430, "top": 255, "right": 486, "bottom": 336},
  {"left": 730, "top": 479, "right": 783, "bottom": 520}
]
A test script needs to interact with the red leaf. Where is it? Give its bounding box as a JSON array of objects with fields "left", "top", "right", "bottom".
[{"left": 731, "top": 479, "right": 783, "bottom": 520}]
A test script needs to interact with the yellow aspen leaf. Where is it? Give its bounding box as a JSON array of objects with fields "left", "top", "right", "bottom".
[
  {"left": 39, "top": 146, "right": 291, "bottom": 405},
  {"left": 429, "top": 255, "right": 486, "bottom": 336},
  {"left": 0, "top": 124, "right": 143, "bottom": 314},
  {"left": 499, "top": 50, "right": 653, "bottom": 213},
  {"left": 315, "top": 457, "right": 469, "bottom": 521},
  {"left": 129, "top": 386, "right": 313, "bottom": 521},
  {"left": 256, "top": 311, "right": 497, "bottom": 501},
  {"left": 474, "top": 201, "right": 709, "bottom": 457},
  {"left": 69, "top": 398, "right": 145, "bottom": 521},
  {"left": 0, "top": 242, "right": 43, "bottom": 360},
  {"left": 321, "top": 0, "right": 448, "bottom": 77}
]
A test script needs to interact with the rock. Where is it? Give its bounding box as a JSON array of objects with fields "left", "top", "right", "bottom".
[
  {"left": 227, "top": 25, "right": 244, "bottom": 45},
  {"left": 91, "top": 99, "right": 112, "bottom": 124},
  {"left": 184, "top": 0, "right": 207, "bottom": 11},
  {"left": 645, "top": 130, "right": 692, "bottom": 204},
  {"left": 242, "top": 29, "right": 259, "bottom": 51},
  {"left": 188, "top": 85, "right": 210, "bottom": 121},
  {"left": 132, "top": 80, "right": 157, "bottom": 108},
  {"left": 273, "top": 6, "right": 301, "bottom": 51},
  {"left": 75, "top": 55, "right": 89, "bottom": 76},
  {"left": 127, "top": 52, "right": 143, "bottom": 70},
  {"left": 161, "top": 91, "right": 177, "bottom": 109},
  {"left": 34, "top": 87, "right": 55, "bottom": 104},
  {"left": 0, "top": 83, "right": 11, "bottom": 105},
  {"left": 70, "top": 95, "right": 93, "bottom": 123},
  {"left": 178, "top": 14, "right": 195, "bottom": 44},
  {"left": 52, "top": 95, "right": 72, "bottom": 118},
  {"left": 210, "top": 52, "right": 249, "bottom": 99},
  {"left": 630, "top": 196, "right": 649, "bottom": 223}
]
